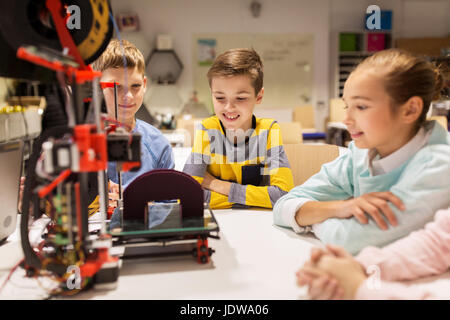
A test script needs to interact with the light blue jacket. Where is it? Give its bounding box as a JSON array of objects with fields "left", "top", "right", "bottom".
[
  {"left": 273, "top": 121, "right": 450, "bottom": 254},
  {"left": 108, "top": 119, "right": 175, "bottom": 189}
]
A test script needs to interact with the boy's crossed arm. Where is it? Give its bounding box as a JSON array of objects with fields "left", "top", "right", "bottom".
[
  {"left": 202, "top": 172, "right": 231, "bottom": 196},
  {"left": 201, "top": 171, "right": 290, "bottom": 209}
]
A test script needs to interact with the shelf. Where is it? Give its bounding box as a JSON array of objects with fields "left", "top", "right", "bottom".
[
  {"left": 146, "top": 49, "right": 183, "bottom": 84},
  {"left": 335, "top": 30, "right": 393, "bottom": 97}
]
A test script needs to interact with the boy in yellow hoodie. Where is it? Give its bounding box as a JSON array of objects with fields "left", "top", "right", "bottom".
[{"left": 183, "top": 48, "right": 294, "bottom": 209}]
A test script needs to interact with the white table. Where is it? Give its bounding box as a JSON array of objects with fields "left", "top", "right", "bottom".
[
  {"left": 0, "top": 209, "right": 319, "bottom": 300},
  {"left": 79, "top": 209, "right": 320, "bottom": 300},
  {"left": 1, "top": 209, "right": 449, "bottom": 300}
]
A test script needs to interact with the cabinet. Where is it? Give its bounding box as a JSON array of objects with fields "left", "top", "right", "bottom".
[
  {"left": 146, "top": 49, "right": 183, "bottom": 84},
  {"left": 335, "top": 31, "right": 392, "bottom": 97}
]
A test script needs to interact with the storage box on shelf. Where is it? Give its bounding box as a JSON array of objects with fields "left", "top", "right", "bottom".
[{"left": 336, "top": 30, "right": 392, "bottom": 97}]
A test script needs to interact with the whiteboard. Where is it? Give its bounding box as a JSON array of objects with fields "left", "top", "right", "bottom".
[{"left": 192, "top": 33, "right": 314, "bottom": 113}]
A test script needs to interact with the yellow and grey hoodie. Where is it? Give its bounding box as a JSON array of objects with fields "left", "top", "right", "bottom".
[{"left": 183, "top": 115, "right": 294, "bottom": 209}]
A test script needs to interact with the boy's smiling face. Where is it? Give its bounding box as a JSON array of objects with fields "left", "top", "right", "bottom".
[
  {"left": 100, "top": 67, "right": 147, "bottom": 128},
  {"left": 211, "top": 75, "right": 264, "bottom": 132}
]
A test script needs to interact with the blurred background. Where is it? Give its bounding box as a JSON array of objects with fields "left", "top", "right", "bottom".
[{"left": 1, "top": 0, "right": 449, "bottom": 147}]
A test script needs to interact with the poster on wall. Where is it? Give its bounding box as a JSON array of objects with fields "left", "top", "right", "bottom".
[
  {"left": 197, "top": 39, "right": 216, "bottom": 66},
  {"left": 116, "top": 13, "right": 140, "bottom": 32}
]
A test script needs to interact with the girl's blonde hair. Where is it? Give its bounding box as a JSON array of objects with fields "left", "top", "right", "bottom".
[{"left": 354, "top": 49, "right": 445, "bottom": 126}]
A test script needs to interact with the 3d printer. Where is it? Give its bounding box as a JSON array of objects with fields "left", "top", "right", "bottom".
[{"left": 0, "top": 0, "right": 219, "bottom": 297}]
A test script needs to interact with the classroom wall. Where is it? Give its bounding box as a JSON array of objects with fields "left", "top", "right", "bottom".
[
  {"left": 329, "top": 0, "right": 450, "bottom": 98},
  {"left": 110, "top": 0, "right": 450, "bottom": 130},
  {"left": 110, "top": 0, "right": 331, "bottom": 130},
  {"left": 0, "top": 1, "right": 446, "bottom": 130},
  {"left": 328, "top": 0, "right": 450, "bottom": 38}
]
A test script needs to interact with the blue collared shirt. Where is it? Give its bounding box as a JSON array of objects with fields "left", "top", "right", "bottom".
[{"left": 108, "top": 119, "right": 175, "bottom": 189}]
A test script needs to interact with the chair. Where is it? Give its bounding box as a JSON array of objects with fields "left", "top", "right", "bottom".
[
  {"left": 293, "top": 105, "right": 316, "bottom": 132},
  {"left": 253, "top": 108, "right": 293, "bottom": 123},
  {"left": 278, "top": 122, "right": 303, "bottom": 144},
  {"left": 429, "top": 116, "right": 448, "bottom": 130},
  {"left": 176, "top": 118, "right": 204, "bottom": 147},
  {"left": 325, "top": 98, "right": 350, "bottom": 146},
  {"left": 284, "top": 143, "right": 339, "bottom": 186},
  {"left": 329, "top": 98, "right": 347, "bottom": 123}
]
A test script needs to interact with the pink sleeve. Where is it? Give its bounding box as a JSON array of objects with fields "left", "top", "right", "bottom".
[
  {"left": 355, "top": 279, "right": 436, "bottom": 300},
  {"left": 355, "top": 209, "right": 450, "bottom": 282}
]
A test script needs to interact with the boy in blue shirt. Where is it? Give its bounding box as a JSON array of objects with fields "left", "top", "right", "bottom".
[{"left": 90, "top": 39, "right": 174, "bottom": 214}]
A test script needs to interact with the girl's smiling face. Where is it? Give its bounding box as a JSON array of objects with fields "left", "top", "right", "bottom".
[
  {"left": 342, "top": 70, "right": 415, "bottom": 158},
  {"left": 211, "top": 75, "right": 263, "bottom": 133}
]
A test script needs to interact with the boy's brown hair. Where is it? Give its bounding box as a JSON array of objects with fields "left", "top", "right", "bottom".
[
  {"left": 92, "top": 39, "right": 145, "bottom": 75},
  {"left": 207, "top": 48, "right": 264, "bottom": 95}
]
